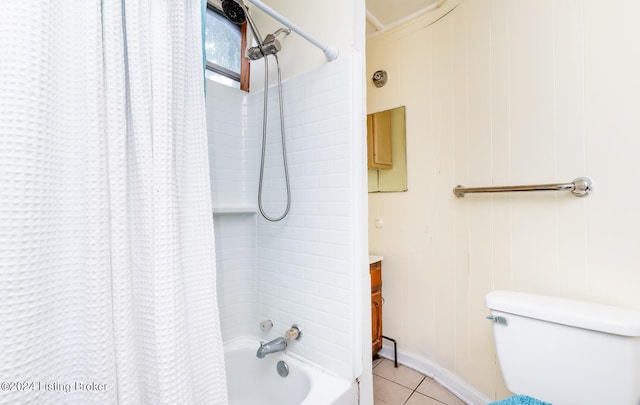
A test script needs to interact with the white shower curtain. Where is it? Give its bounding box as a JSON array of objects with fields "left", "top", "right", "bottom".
[{"left": 0, "top": 1, "right": 227, "bottom": 404}]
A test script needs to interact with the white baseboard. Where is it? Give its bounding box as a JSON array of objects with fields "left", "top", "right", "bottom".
[{"left": 378, "top": 344, "right": 493, "bottom": 405}]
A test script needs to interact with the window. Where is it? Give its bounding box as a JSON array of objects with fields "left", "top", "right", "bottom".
[{"left": 205, "top": 1, "right": 250, "bottom": 91}]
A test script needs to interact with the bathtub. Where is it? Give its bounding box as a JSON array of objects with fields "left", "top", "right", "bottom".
[{"left": 224, "top": 337, "right": 357, "bottom": 405}]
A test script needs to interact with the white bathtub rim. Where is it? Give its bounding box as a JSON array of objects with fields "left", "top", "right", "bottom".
[{"left": 224, "top": 336, "right": 354, "bottom": 405}]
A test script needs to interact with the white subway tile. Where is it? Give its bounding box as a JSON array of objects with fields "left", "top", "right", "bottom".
[{"left": 207, "top": 58, "right": 355, "bottom": 379}]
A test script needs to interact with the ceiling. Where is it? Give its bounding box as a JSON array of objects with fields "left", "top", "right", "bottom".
[{"left": 366, "top": 0, "right": 443, "bottom": 38}]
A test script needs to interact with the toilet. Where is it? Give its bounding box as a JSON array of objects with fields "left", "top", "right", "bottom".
[{"left": 486, "top": 290, "right": 640, "bottom": 405}]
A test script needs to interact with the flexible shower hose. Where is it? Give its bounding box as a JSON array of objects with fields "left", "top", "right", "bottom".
[{"left": 257, "top": 54, "right": 291, "bottom": 221}]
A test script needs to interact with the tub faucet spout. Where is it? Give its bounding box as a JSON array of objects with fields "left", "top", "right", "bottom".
[{"left": 256, "top": 336, "right": 287, "bottom": 358}]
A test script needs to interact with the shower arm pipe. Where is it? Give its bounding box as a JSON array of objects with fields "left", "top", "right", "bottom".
[
  {"left": 244, "top": 0, "right": 339, "bottom": 61},
  {"left": 246, "top": 19, "right": 264, "bottom": 45},
  {"left": 244, "top": 10, "right": 265, "bottom": 48}
]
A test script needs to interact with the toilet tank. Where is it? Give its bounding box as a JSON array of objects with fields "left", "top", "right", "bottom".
[{"left": 486, "top": 291, "right": 640, "bottom": 405}]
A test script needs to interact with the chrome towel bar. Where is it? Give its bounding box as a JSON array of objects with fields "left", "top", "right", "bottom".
[{"left": 453, "top": 177, "right": 592, "bottom": 198}]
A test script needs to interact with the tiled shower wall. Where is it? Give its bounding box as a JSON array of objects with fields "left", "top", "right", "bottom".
[
  {"left": 206, "top": 83, "right": 258, "bottom": 341},
  {"left": 255, "top": 57, "right": 355, "bottom": 378},
  {"left": 206, "top": 55, "right": 356, "bottom": 379},
  {"left": 212, "top": 214, "right": 256, "bottom": 340},
  {"left": 205, "top": 83, "right": 258, "bottom": 208}
]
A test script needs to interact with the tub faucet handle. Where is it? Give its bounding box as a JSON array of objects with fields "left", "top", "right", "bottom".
[
  {"left": 285, "top": 324, "right": 302, "bottom": 341},
  {"left": 260, "top": 319, "right": 273, "bottom": 332}
]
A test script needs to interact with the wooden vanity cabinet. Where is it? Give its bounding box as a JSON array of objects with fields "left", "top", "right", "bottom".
[{"left": 370, "top": 260, "right": 383, "bottom": 355}]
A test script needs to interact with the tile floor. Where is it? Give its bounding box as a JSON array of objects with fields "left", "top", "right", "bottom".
[{"left": 373, "top": 358, "right": 467, "bottom": 405}]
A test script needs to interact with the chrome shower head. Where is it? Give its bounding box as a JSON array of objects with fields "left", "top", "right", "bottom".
[
  {"left": 221, "top": 0, "right": 246, "bottom": 25},
  {"left": 221, "top": 0, "right": 265, "bottom": 55}
]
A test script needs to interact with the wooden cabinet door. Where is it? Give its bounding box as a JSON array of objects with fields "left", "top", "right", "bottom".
[
  {"left": 370, "top": 262, "right": 382, "bottom": 288},
  {"left": 367, "top": 110, "right": 393, "bottom": 169},
  {"left": 371, "top": 289, "right": 383, "bottom": 355}
]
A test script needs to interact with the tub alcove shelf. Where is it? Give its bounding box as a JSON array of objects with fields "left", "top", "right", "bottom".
[{"left": 212, "top": 205, "right": 257, "bottom": 216}]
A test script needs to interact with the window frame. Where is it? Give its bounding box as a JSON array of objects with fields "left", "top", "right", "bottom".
[{"left": 205, "top": 1, "right": 250, "bottom": 91}]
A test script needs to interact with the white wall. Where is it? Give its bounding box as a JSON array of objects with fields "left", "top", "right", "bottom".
[{"left": 368, "top": 0, "right": 640, "bottom": 401}]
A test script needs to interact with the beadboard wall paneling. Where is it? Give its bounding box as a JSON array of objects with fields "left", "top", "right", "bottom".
[{"left": 368, "top": 0, "right": 640, "bottom": 400}]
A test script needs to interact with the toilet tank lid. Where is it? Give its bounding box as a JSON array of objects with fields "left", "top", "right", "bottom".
[{"left": 486, "top": 290, "right": 640, "bottom": 337}]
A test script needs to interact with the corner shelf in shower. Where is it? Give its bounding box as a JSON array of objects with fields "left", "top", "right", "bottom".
[{"left": 212, "top": 205, "right": 257, "bottom": 216}]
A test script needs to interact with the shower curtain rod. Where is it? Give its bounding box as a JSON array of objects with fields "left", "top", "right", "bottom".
[{"left": 245, "top": 0, "right": 339, "bottom": 61}]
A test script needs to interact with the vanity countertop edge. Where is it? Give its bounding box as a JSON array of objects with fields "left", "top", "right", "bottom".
[{"left": 368, "top": 255, "right": 383, "bottom": 265}]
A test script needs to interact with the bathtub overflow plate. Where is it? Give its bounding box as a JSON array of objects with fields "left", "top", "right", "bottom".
[{"left": 277, "top": 360, "right": 289, "bottom": 377}]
